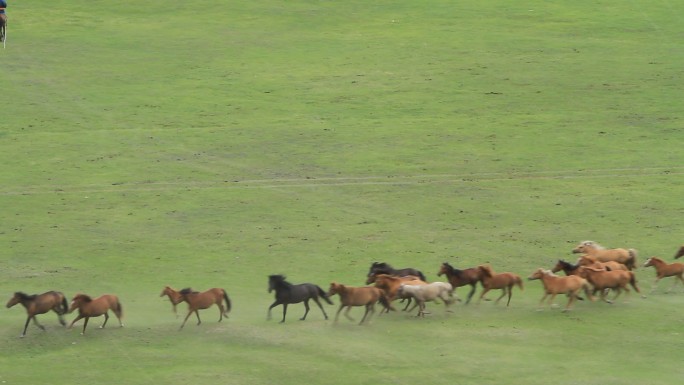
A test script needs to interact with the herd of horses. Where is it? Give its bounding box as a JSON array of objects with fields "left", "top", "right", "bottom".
[{"left": 5, "top": 241, "right": 684, "bottom": 336}]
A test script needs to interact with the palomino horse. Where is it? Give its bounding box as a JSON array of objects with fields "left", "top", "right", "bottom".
[
  {"left": 327, "top": 282, "right": 384, "bottom": 325},
  {"left": 367, "top": 273, "right": 426, "bottom": 312},
  {"left": 68, "top": 294, "right": 123, "bottom": 335},
  {"left": 178, "top": 288, "right": 232, "bottom": 329},
  {"left": 397, "top": 282, "right": 453, "bottom": 317},
  {"left": 674, "top": 246, "right": 684, "bottom": 259},
  {"left": 643, "top": 256, "right": 684, "bottom": 294},
  {"left": 437, "top": 262, "right": 484, "bottom": 304},
  {"left": 572, "top": 240, "right": 637, "bottom": 270},
  {"left": 477, "top": 265, "right": 523, "bottom": 306},
  {"left": 577, "top": 266, "right": 643, "bottom": 304},
  {"left": 160, "top": 286, "right": 184, "bottom": 317},
  {"left": 527, "top": 268, "right": 593, "bottom": 311},
  {"left": 267, "top": 275, "right": 332, "bottom": 323},
  {"left": 6, "top": 291, "right": 68, "bottom": 337},
  {"left": 577, "top": 255, "right": 628, "bottom": 271},
  {"left": 366, "top": 262, "right": 426, "bottom": 282}
]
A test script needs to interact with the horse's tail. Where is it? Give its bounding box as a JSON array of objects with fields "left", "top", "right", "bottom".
[
  {"left": 418, "top": 271, "right": 427, "bottom": 282},
  {"left": 58, "top": 292, "right": 68, "bottom": 315},
  {"left": 222, "top": 290, "right": 232, "bottom": 315},
  {"left": 114, "top": 298, "right": 124, "bottom": 319},
  {"left": 317, "top": 286, "right": 333, "bottom": 305},
  {"left": 515, "top": 277, "right": 524, "bottom": 291},
  {"left": 627, "top": 249, "right": 638, "bottom": 270}
]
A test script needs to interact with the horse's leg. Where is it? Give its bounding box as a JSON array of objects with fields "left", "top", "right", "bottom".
[
  {"left": 465, "top": 284, "right": 477, "bottom": 304},
  {"left": 359, "top": 305, "right": 370, "bottom": 325},
  {"left": 194, "top": 310, "right": 202, "bottom": 325},
  {"left": 563, "top": 291, "right": 576, "bottom": 312},
  {"left": 179, "top": 310, "right": 193, "bottom": 329},
  {"left": 81, "top": 317, "right": 90, "bottom": 335},
  {"left": 267, "top": 301, "right": 280, "bottom": 320},
  {"left": 299, "top": 300, "right": 310, "bottom": 321},
  {"left": 494, "top": 288, "right": 507, "bottom": 304},
  {"left": 506, "top": 287, "right": 513, "bottom": 307},
  {"left": 401, "top": 297, "right": 412, "bottom": 311},
  {"left": 343, "top": 306, "right": 355, "bottom": 322},
  {"left": 55, "top": 310, "right": 67, "bottom": 326},
  {"left": 100, "top": 312, "right": 110, "bottom": 329},
  {"left": 20, "top": 315, "right": 32, "bottom": 337},
  {"left": 172, "top": 303, "right": 178, "bottom": 318},
  {"left": 538, "top": 293, "right": 549, "bottom": 309},
  {"left": 333, "top": 305, "right": 345, "bottom": 324},
  {"left": 217, "top": 303, "right": 224, "bottom": 322},
  {"left": 311, "top": 297, "right": 329, "bottom": 320},
  {"left": 68, "top": 314, "right": 85, "bottom": 330},
  {"left": 478, "top": 288, "right": 490, "bottom": 304},
  {"left": 650, "top": 277, "right": 661, "bottom": 294},
  {"left": 279, "top": 304, "right": 288, "bottom": 323}
]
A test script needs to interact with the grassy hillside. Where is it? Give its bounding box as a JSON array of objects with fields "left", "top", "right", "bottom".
[{"left": 1, "top": 1, "right": 683, "bottom": 384}]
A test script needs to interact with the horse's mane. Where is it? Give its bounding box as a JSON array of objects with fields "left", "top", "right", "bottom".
[
  {"left": 582, "top": 240, "right": 605, "bottom": 250},
  {"left": 75, "top": 294, "right": 93, "bottom": 302},
  {"left": 559, "top": 259, "right": 578, "bottom": 269},
  {"left": 478, "top": 265, "right": 493, "bottom": 276},
  {"left": 14, "top": 292, "right": 37, "bottom": 301},
  {"left": 179, "top": 288, "right": 198, "bottom": 295},
  {"left": 269, "top": 275, "right": 291, "bottom": 286}
]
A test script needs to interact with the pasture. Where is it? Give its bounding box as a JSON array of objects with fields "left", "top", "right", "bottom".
[{"left": 1, "top": 1, "right": 683, "bottom": 384}]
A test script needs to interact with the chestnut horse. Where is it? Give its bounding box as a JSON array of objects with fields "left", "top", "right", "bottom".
[
  {"left": 368, "top": 273, "right": 426, "bottom": 312},
  {"left": 160, "top": 286, "right": 184, "bottom": 317},
  {"left": 437, "top": 262, "right": 484, "bottom": 304},
  {"left": 68, "top": 294, "right": 123, "bottom": 335},
  {"left": 178, "top": 288, "right": 232, "bottom": 329},
  {"left": 643, "top": 256, "right": 684, "bottom": 294},
  {"left": 327, "top": 282, "right": 384, "bottom": 325},
  {"left": 477, "top": 265, "right": 523, "bottom": 306},
  {"left": 6, "top": 291, "right": 68, "bottom": 337},
  {"left": 397, "top": 282, "right": 453, "bottom": 317},
  {"left": 527, "top": 268, "right": 592, "bottom": 311},
  {"left": 674, "top": 246, "right": 684, "bottom": 259},
  {"left": 572, "top": 240, "right": 637, "bottom": 270},
  {"left": 577, "top": 266, "right": 643, "bottom": 303},
  {"left": 366, "top": 262, "right": 426, "bottom": 282}
]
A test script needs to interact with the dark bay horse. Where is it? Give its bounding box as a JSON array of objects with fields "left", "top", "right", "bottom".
[
  {"left": 674, "top": 245, "right": 684, "bottom": 259},
  {"left": 68, "top": 294, "right": 123, "bottom": 335},
  {"left": 6, "top": 291, "right": 68, "bottom": 337},
  {"left": 178, "top": 288, "right": 232, "bottom": 329},
  {"left": 551, "top": 259, "right": 583, "bottom": 276},
  {"left": 267, "top": 275, "right": 332, "bottom": 323},
  {"left": 437, "top": 262, "right": 484, "bottom": 304},
  {"left": 367, "top": 262, "right": 426, "bottom": 282}
]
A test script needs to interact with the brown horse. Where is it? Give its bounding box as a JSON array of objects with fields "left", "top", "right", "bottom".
[
  {"left": 369, "top": 274, "right": 427, "bottom": 312},
  {"left": 577, "top": 266, "right": 643, "bottom": 303},
  {"left": 160, "top": 286, "right": 185, "bottom": 317},
  {"left": 178, "top": 288, "right": 232, "bottom": 329},
  {"left": 327, "top": 282, "right": 384, "bottom": 325},
  {"left": 551, "top": 259, "right": 582, "bottom": 276},
  {"left": 437, "top": 262, "right": 484, "bottom": 304},
  {"left": 527, "top": 268, "right": 593, "bottom": 311},
  {"left": 6, "top": 291, "right": 68, "bottom": 337},
  {"left": 0, "top": 13, "right": 5, "bottom": 48},
  {"left": 572, "top": 240, "right": 637, "bottom": 270},
  {"left": 68, "top": 294, "right": 123, "bottom": 335},
  {"left": 366, "top": 262, "right": 426, "bottom": 282},
  {"left": 643, "top": 256, "right": 684, "bottom": 294},
  {"left": 477, "top": 265, "right": 523, "bottom": 306},
  {"left": 577, "top": 255, "right": 628, "bottom": 271},
  {"left": 674, "top": 246, "right": 684, "bottom": 259}
]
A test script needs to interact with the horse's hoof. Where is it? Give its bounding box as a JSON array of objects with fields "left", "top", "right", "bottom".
[{"left": 19, "top": 334, "right": 25, "bottom": 338}]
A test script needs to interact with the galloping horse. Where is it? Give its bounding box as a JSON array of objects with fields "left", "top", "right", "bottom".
[
  {"left": 477, "top": 265, "right": 523, "bottom": 306},
  {"left": 160, "top": 286, "right": 185, "bottom": 317},
  {"left": 0, "top": 12, "right": 5, "bottom": 48},
  {"left": 68, "top": 294, "right": 123, "bottom": 335},
  {"left": 551, "top": 259, "right": 582, "bottom": 276},
  {"left": 327, "top": 282, "right": 384, "bottom": 325},
  {"left": 643, "top": 256, "right": 684, "bottom": 294},
  {"left": 527, "top": 268, "right": 592, "bottom": 311},
  {"left": 6, "top": 291, "right": 68, "bottom": 337},
  {"left": 267, "top": 275, "right": 332, "bottom": 323},
  {"left": 397, "top": 282, "right": 453, "bottom": 317},
  {"left": 577, "top": 266, "right": 643, "bottom": 304},
  {"left": 577, "top": 255, "right": 628, "bottom": 271},
  {"left": 366, "top": 262, "right": 426, "bottom": 282},
  {"left": 368, "top": 273, "right": 426, "bottom": 312},
  {"left": 177, "top": 288, "right": 232, "bottom": 329},
  {"left": 674, "top": 245, "right": 684, "bottom": 259},
  {"left": 572, "top": 241, "right": 637, "bottom": 270},
  {"left": 437, "top": 262, "right": 484, "bottom": 304}
]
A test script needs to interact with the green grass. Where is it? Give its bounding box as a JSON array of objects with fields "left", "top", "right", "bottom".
[{"left": 1, "top": 1, "right": 683, "bottom": 384}]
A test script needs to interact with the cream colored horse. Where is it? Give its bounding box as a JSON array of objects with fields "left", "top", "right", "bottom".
[
  {"left": 397, "top": 282, "right": 453, "bottom": 317},
  {"left": 572, "top": 241, "right": 637, "bottom": 270}
]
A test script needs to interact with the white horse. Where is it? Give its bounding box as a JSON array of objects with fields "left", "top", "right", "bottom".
[{"left": 397, "top": 282, "right": 454, "bottom": 317}]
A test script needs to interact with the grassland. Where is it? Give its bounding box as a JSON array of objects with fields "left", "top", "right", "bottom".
[{"left": 1, "top": 1, "right": 683, "bottom": 384}]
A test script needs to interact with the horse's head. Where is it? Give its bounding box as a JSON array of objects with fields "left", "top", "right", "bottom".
[
  {"left": 573, "top": 241, "right": 601, "bottom": 254},
  {"left": 437, "top": 262, "right": 451, "bottom": 277},
  {"left": 268, "top": 275, "right": 286, "bottom": 292},
  {"left": 527, "top": 268, "right": 545, "bottom": 281},
  {"left": 643, "top": 256, "right": 661, "bottom": 267},
  {"left": 160, "top": 286, "right": 172, "bottom": 297},
  {"left": 327, "top": 282, "right": 344, "bottom": 297},
  {"left": 69, "top": 294, "right": 92, "bottom": 313},
  {"left": 478, "top": 265, "right": 493, "bottom": 277},
  {"left": 6, "top": 292, "right": 22, "bottom": 308}
]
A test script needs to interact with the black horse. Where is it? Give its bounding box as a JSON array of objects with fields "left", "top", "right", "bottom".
[
  {"left": 267, "top": 275, "right": 333, "bottom": 323},
  {"left": 367, "top": 262, "right": 426, "bottom": 282}
]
